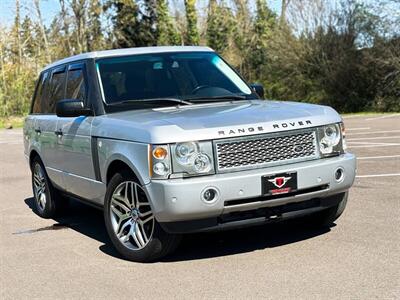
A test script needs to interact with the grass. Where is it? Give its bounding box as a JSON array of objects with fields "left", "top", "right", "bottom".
[
  {"left": 0, "top": 116, "right": 25, "bottom": 129},
  {"left": 341, "top": 112, "right": 399, "bottom": 116}
]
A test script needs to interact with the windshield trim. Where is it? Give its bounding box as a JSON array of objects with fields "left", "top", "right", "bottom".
[{"left": 95, "top": 51, "right": 257, "bottom": 111}]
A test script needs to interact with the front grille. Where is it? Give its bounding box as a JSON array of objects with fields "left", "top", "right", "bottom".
[{"left": 215, "top": 130, "right": 319, "bottom": 173}]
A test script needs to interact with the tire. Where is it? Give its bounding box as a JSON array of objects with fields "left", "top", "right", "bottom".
[
  {"left": 309, "top": 192, "right": 348, "bottom": 227},
  {"left": 104, "top": 170, "right": 181, "bottom": 262},
  {"left": 31, "top": 157, "right": 65, "bottom": 218}
]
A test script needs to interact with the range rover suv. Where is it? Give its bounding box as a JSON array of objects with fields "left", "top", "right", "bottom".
[{"left": 24, "top": 46, "right": 356, "bottom": 262}]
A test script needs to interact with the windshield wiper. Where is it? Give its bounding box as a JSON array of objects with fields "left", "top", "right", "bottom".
[
  {"left": 108, "top": 98, "right": 193, "bottom": 106},
  {"left": 185, "top": 94, "right": 247, "bottom": 102}
]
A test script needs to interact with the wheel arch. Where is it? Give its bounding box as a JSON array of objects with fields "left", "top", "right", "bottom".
[
  {"left": 29, "top": 149, "right": 41, "bottom": 170},
  {"left": 105, "top": 156, "right": 147, "bottom": 186}
]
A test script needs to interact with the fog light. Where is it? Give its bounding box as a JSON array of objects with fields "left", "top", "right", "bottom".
[
  {"left": 201, "top": 187, "right": 219, "bottom": 203},
  {"left": 335, "top": 167, "right": 344, "bottom": 182},
  {"left": 153, "top": 162, "right": 169, "bottom": 176}
]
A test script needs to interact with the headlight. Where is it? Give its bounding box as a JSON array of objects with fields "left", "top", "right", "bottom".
[
  {"left": 171, "top": 141, "right": 215, "bottom": 176},
  {"left": 317, "top": 123, "right": 344, "bottom": 157},
  {"left": 175, "top": 142, "right": 198, "bottom": 165}
]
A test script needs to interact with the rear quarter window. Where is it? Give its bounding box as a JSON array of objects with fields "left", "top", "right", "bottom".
[
  {"left": 46, "top": 70, "right": 66, "bottom": 113},
  {"left": 31, "top": 71, "right": 50, "bottom": 114},
  {"left": 66, "top": 68, "right": 86, "bottom": 102}
]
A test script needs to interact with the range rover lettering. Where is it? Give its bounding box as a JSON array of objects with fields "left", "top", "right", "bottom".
[{"left": 24, "top": 46, "right": 356, "bottom": 262}]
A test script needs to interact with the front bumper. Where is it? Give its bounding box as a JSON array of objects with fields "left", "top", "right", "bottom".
[{"left": 145, "top": 153, "right": 356, "bottom": 225}]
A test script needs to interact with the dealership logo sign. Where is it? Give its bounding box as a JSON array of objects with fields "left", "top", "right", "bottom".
[{"left": 268, "top": 176, "right": 292, "bottom": 188}]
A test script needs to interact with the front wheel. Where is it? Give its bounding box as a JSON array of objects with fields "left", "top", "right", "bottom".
[{"left": 104, "top": 171, "right": 181, "bottom": 262}]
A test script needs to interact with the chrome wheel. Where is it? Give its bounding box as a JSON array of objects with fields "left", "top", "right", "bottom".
[
  {"left": 33, "top": 163, "right": 47, "bottom": 211},
  {"left": 110, "top": 181, "right": 154, "bottom": 250}
]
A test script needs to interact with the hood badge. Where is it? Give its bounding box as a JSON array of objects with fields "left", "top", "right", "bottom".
[{"left": 218, "top": 120, "right": 312, "bottom": 136}]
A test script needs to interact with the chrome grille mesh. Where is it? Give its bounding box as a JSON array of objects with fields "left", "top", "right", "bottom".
[{"left": 215, "top": 130, "right": 318, "bottom": 172}]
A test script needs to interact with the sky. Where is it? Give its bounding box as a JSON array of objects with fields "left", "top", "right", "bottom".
[{"left": 0, "top": 0, "right": 283, "bottom": 27}]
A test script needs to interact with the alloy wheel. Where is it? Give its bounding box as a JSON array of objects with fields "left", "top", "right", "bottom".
[
  {"left": 110, "top": 181, "right": 155, "bottom": 250},
  {"left": 33, "top": 163, "right": 47, "bottom": 211}
]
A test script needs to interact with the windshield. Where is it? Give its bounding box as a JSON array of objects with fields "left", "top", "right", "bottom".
[{"left": 96, "top": 52, "right": 254, "bottom": 107}]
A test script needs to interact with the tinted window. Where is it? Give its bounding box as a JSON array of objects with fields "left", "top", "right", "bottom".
[
  {"left": 96, "top": 52, "right": 252, "bottom": 105},
  {"left": 47, "top": 70, "right": 66, "bottom": 113},
  {"left": 32, "top": 71, "right": 50, "bottom": 114},
  {"left": 66, "top": 68, "right": 86, "bottom": 101}
]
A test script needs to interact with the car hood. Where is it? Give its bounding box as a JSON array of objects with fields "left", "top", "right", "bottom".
[{"left": 92, "top": 100, "right": 342, "bottom": 143}]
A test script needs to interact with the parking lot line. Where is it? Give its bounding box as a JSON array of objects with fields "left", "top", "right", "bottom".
[
  {"left": 346, "top": 127, "right": 370, "bottom": 131},
  {"left": 342, "top": 114, "right": 379, "bottom": 119},
  {"left": 357, "top": 155, "right": 400, "bottom": 160},
  {"left": 350, "top": 144, "right": 400, "bottom": 148},
  {"left": 346, "top": 130, "right": 400, "bottom": 136},
  {"left": 356, "top": 173, "right": 400, "bottom": 178},
  {"left": 365, "top": 114, "right": 400, "bottom": 121},
  {"left": 347, "top": 141, "right": 400, "bottom": 145},
  {"left": 347, "top": 136, "right": 400, "bottom": 141}
]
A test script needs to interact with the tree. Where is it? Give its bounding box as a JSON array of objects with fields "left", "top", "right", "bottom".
[
  {"left": 0, "top": 0, "right": 399, "bottom": 118},
  {"left": 156, "top": 0, "right": 181, "bottom": 45},
  {"left": 281, "top": 0, "right": 291, "bottom": 25},
  {"left": 11, "top": 0, "right": 22, "bottom": 66},
  {"left": 141, "top": 0, "right": 158, "bottom": 46},
  {"left": 107, "top": 0, "right": 141, "bottom": 48},
  {"left": 20, "top": 16, "right": 35, "bottom": 58},
  {"left": 232, "top": 0, "right": 252, "bottom": 76},
  {"left": 70, "top": 0, "right": 88, "bottom": 53},
  {"left": 59, "top": 0, "right": 72, "bottom": 55},
  {"left": 206, "top": 0, "right": 234, "bottom": 53},
  {"left": 184, "top": 0, "right": 199, "bottom": 45},
  {"left": 245, "top": 0, "right": 277, "bottom": 81},
  {"left": 87, "top": 0, "right": 103, "bottom": 51}
]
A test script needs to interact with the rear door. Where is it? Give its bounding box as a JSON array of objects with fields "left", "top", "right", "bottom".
[
  {"left": 32, "top": 68, "right": 65, "bottom": 189},
  {"left": 55, "top": 62, "right": 99, "bottom": 200}
]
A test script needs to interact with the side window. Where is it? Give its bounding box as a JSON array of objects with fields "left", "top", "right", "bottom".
[
  {"left": 66, "top": 67, "right": 86, "bottom": 102},
  {"left": 32, "top": 71, "right": 49, "bottom": 114},
  {"left": 47, "top": 69, "right": 66, "bottom": 113}
]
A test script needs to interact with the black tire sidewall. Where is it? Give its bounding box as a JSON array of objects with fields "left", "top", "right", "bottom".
[{"left": 31, "top": 158, "right": 57, "bottom": 219}]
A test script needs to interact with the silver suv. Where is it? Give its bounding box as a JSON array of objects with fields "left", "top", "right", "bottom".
[{"left": 24, "top": 46, "right": 356, "bottom": 262}]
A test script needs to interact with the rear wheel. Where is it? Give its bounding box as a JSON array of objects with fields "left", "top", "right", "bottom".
[
  {"left": 31, "top": 157, "right": 65, "bottom": 218},
  {"left": 104, "top": 170, "right": 181, "bottom": 262}
]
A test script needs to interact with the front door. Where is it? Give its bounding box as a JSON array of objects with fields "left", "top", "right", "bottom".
[{"left": 55, "top": 63, "right": 103, "bottom": 203}]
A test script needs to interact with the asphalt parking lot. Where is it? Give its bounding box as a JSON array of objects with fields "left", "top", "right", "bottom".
[{"left": 1, "top": 114, "right": 399, "bottom": 299}]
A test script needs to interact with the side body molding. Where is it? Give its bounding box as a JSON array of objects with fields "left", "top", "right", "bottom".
[{"left": 97, "top": 138, "right": 151, "bottom": 187}]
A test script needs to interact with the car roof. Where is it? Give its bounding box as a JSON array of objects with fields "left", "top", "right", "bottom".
[{"left": 42, "top": 46, "right": 214, "bottom": 72}]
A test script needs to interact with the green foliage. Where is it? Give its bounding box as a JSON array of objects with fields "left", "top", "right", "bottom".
[
  {"left": 184, "top": 0, "right": 199, "bottom": 45},
  {"left": 206, "top": 0, "right": 235, "bottom": 54},
  {"left": 0, "top": 0, "right": 399, "bottom": 117},
  {"left": 245, "top": 0, "right": 276, "bottom": 81},
  {"left": 108, "top": 0, "right": 143, "bottom": 48},
  {"left": 87, "top": 0, "right": 104, "bottom": 51},
  {"left": 156, "top": 0, "right": 181, "bottom": 45}
]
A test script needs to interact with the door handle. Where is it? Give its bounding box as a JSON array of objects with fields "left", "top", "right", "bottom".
[{"left": 54, "top": 130, "right": 63, "bottom": 136}]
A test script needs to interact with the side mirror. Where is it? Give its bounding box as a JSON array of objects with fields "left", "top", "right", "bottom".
[
  {"left": 56, "top": 99, "right": 93, "bottom": 117},
  {"left": 250, "top": 83, "right": 265, "bottom": 99}
]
